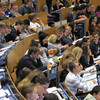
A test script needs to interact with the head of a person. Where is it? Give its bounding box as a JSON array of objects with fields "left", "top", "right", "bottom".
[
  {"left": 16, "top": 67, "right": 31, "bottom": 85},
  {"left": 91, "top": 85, "right": 100, "bottom": 100},
  {"left": 28, "top": 13, "right": 37, "bottom": 22},
  {"left": 11, "top": 3, "right": 18, "bottom": 11},
  {"left": 82, "top": 37, "right": 90, "bottom": 46},
  {"left": 21, "top": 83, "right": 39, "bottom": 100},
  {"left": 32, "top": 74, "right": 50, "bottom": 97},
  {"left": 24, "top": 0, "right": 32, "bottom": 6},
  {"left": 89, "top": 16, "right": 98, "bottom": 24},
  {"left": 15, "top": 19, "right": 24, "bottom": 30},
  {"left": 0, "top": 22, "right": 6, "bottom": 34},
  {"left": 48, "top": 34, "right": 57, "bottom": 44},
  {"left": 96, "top": 5, "right": 100, "bottom": 12},
  {"left": 69, "top": 62, "right": 82, "bottom": 74},
  {"left": 48, "top": 46, "right": 59, "bottom": 56},
  {"left": 86, "top": 3, "right": 92, "bottom": 12},
  {"left": 62, "top": 57, "right": 77, "bottom": 69},
  {"left": 72, "top": 47, "right": 83, "bottom": 60},
  {"left": 23, "top": 19, "right": 30, "bottom": 29},
  {"left": 56, "top": 0, "right": 60, "bottom": 4},
  {"left": 38, "top": 31, "right": 48, "bottom": 46},
  {"left": 80, "top": 4, "right": 87, "bottom": 13},
  {"left": 28, "top": 46, "right": 40, "bottom": 59},
  {"left": 30, "top": 39, "right": 41, "bottom": 49},
  {"left": 93, "top": 31, "right": 99, "bottom": 43},
  {"left": 5, "top": 22, "right": 12, "bottom": 34},
  {"left": 75, "top": 41, "right": 82, "bottom": 47},
  {"left": 17, "top": 69, "right": 43, "bottom": 91},
  {"left": 65, "top": 26, "right": 72, "bottom": 36},
  {"left": 73, "top": 6, "right": 79, "bottom": 14},
  {"left": 43, "top": 93, "right": 59, "bottom": 100},
  {"left": 56, "top": 26, "right": 64, "bottom": 39}
]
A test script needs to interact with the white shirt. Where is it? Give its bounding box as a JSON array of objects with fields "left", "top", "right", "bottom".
[
  {"left": 28, "top": 22, "right": 41, "bottom": 29},
  {"left": 65, "top": 72, "right": 94, "bottom": 95}
]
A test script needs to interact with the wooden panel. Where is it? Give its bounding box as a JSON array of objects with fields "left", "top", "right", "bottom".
[
  {"left": 67, "top": 0, "right": 72, "bottom": 6},
  {"left": 6, "top": 66, "right": 26, "bottom": 100},
  {"left": 52, "top": 0, "right": 56, "bottom": 5},
  {"left": 7, "top": 34, "right": 38, "bottom": 74},
  {"left": 0, "top": 12, "right": 48, "bottom": 25},
  {"left": 61, "top": 7, "right": 73, "bottom": 20},
  {"left": 63, "top": 82, "right": 78, "bottom": 100},
  {"left": 86, "top": 18, "right": 89, "bottom": 32},
  {"left": 37, "top": 0, "right": 46, "bottom": 12},
  {"left": 36, "top": 11, "right": 48, "bottom": 25}
]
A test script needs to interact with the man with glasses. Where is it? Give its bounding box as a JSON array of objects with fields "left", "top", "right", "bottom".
[{"left": 90, "top": 31, "right": 100, "bottom": 58}]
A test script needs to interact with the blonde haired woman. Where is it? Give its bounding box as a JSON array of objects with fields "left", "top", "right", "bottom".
[{"left": 72, "top": 47, "right": 83, "bottom": 62}]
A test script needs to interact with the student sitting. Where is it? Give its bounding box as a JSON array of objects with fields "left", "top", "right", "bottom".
[
  {"left": 15, "top": 67, "right": 31, "bottom": 86},
  {"left": 5, "top": 19, "right": 24, "bottom": 42},
  {"left": 84, "top": 85, "right": 100, "bottom": 100},
  {"left": 52, "top": 0, "right": 64, "bottom": 11},
  {"left": 10, "top": 3, "right": 21, "bottom": 17},
  {"left": 28, "top": 13, "right": 44, "bottom": 33},
  {"left": 60, "top": 53, "right": 77, "bottom": 82},
  {"left": 65, "top": 61, "right": 95, "bottom": 95},
  {"left": 18, "top": 0, "right": 36, "bottom": 15},
  {"left": 32, "top": 74, "right": 50, "bottom": 100},
  {"left": 30, "top": 39, "right": 49, "bottom": 67},
  {"left": 80, "top": 44, "right": 94, "bottom": 69},
  {"left": 90, "top": 31, "right": 100, "bottom": 58},
  {"left": 16, "top": 46, "right": 45, "bottom": 77},
  {"left": 72, "top": 47, "right": 83, "bottom": 62},
  {"left": 38, "top": 31, "right": 54, "bottom": 49},
  {"left": 0, "top": 22, "right": 13, "bottom": 49}
]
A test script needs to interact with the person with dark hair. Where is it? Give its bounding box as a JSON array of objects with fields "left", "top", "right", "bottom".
[
  {"left": 21, "top": 19, "right": 33, "bottom": 34},
  {"left": 18, "top": 0, "right": 36, "bottom": 15},
  {"left": 16, "top": 46, "right": 45, "bottom": 77},
  {"left": 30, "top": 39, "right": 49, "bottom": 67},
  {"left": 43, "top": 93, "right": 59, "bottom": 100},
  {"left": 32, "top": 74, "right": 50, "bottom": 100},
  {"left": 84, "top": 85, "right": 100, "bottom": 100},
  {"left": 52, "top": 0, "right": 64, "bottom": 11},
  {"left": 28, "top": 13, "right": 44, "bottom": 33},
  {"left": 95, "top": 5, "right": 100, "bottom": 16},
  {"left": 10, "top": 3, "right": 21, "bottom": 17},
  {"left": 84, "top": 3, "right": 93, "bottom": 18},
  {"left": 90, "top": 31, "right": 100, "bottom": 58},
  {"left": 5, "top": 19, "right": 24, "bottom": 42},
  {"left": 38, "top": 31, "right": 54, "bottom": 49},
  {"left": 81, "top": 37, "right": 90, "bottom": 46},
  {"left": 89, "top": 16, "right": 98, "bottom": 34},
  {"left": 65, "top": 61, "right": 95, "bottom": 95}
]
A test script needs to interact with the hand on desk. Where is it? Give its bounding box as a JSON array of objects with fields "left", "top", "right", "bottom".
[
  {"left": 89, "top": 68, "right": 94, "bottom": 72},
  {"left": 90, "top": 80, "right": 96, "bottom": 84}
]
